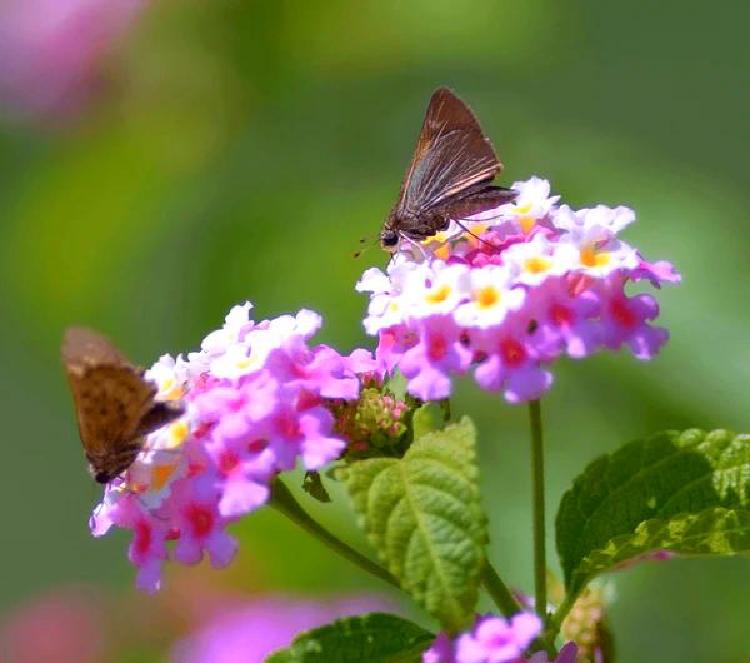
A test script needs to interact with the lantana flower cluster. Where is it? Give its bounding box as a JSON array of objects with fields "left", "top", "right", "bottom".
[
  {"left": 91, "top": 303, "right": 374, "bottom": 592},
  {"left": 357, "top": 177, "right": 680, "bottom": 403},
  {"left": 423, "top": 612, "right": 577, "bottom": 663}
]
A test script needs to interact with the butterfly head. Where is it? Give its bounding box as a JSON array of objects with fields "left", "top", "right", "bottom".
[
  {"left": 379, "top": 228, "right": 400, "bottom": 252},
  {"left": 92, "top": 468, "right": 114, "bottom": 485}
]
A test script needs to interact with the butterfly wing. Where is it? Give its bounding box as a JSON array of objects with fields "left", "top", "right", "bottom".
[
  {"left": 62, "top": 327, "right": 163, "bottom": 480},
  {"left": 396, "top": 87, "right": 502, "bottom": 216}
]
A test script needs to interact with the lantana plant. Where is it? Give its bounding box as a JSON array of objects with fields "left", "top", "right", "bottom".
[{"left": 84, "top": 177, "right": 750, "bottom": 662}]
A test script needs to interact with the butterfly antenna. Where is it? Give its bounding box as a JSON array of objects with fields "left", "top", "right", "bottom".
[
  {"left": 353, "top": 235, "right": 377, "bottom": 259},
  {"left": 456, "top": 220, "right": 495, "bottom": 249}
]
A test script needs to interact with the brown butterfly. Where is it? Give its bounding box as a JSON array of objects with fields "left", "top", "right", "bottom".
[
  {"left": 381, "top": 87, "right": 516, "bottom": 251},
  {"left": 62, "top": 326, "right": 183, "bottom": 484}
]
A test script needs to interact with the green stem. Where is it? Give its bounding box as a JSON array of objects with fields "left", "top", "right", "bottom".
[
  {"left": 545, "top": 594, "right": 576, "bottom": 643},
  {"left": 270, "top": 476, "right": 399, "bottom": 588},
  {"left": 529, "top": 399, "right": 547, "bottom": 623},
  {"left": 481, "top": 562, "right": 522, "bottom": 616}
]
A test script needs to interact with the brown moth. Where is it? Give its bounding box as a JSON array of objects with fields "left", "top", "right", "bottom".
[
  {"left": 381, "top": 87, "right": 516, "bottom": 251},
  {"left": 62, "top": 326, "right": 183, "bottom": 484}
]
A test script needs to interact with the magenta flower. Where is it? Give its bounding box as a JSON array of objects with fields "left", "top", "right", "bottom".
[
  {"left": 527, "top": 642, "right": 579, "bottom": 663},
  {"left": 90, "top": 303, "right": 370, "bottom": 591},
  {"left": 357, "top": 177, "right": 679, "bottom": 404},
  {"left": 171, "top": 595, "right": 392, "bottom": 663},
  {"left": 470, "top": 314, "right": 553, "bottom": 404},
  {"left": 423, "top": 612, "right": 542, "bottom": 663},
  {"left": 399, "top": 315, "right": 472, "bottom": 400}
]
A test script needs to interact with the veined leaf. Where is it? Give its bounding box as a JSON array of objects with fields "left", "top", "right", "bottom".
[
  {"left": 340, "top": 417, "right": 487, "bottom": 632},
  {"left": 266, "top": 612, "right": 434, "bottom": 663},
  {"left": 556, "top": 429, "right": 750, "bottom": 597}
]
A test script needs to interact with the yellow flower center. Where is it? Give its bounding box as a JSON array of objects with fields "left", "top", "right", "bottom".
[
  {"left": 475, "top": 286, "right": 500, "bottom": 309},
  {"left": 168, "top": 420, "right": 190, "bottom": 448},
  {"left": 433, "top": 243, "right": 451, "bottom": 261},
  {"left": 423, "top": 230, "right": 451, "bottom": 245},
  {"left": 524, "top": 256, "right": 552, "bottom": 274},
  {"left": 426, "top": 284, "right": 452, "bottom": 305},
  {"left": 160, "top": 377, "right": 184, "bottom": 401},
  {"left": 515, "top": 203, "right": 532, "bottom": 215},
  {"left": 580, "top": 245, "right": 611, "bottom": 268},
  {"left": 519, "top": 216, "right": 536, "bottom": 234}
]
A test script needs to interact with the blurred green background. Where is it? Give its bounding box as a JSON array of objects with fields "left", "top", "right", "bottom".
[{"left": 0, "top": 1, "right": 748, "bottom": 661}]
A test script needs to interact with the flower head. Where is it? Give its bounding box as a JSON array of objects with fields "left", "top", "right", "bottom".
[
  {"left": 423, "top": 612, "right": 543, "bottom": 663},
  {"left": 359, "top": 177, "right": 679, "bottom": 404},
  {"left": 90, "top": 303, "right": 369, "bottom": 591}
]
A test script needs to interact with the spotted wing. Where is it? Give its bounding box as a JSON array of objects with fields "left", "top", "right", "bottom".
[
  {"left": 62, "top": 327, "right": 157, "bottom": 474},
  {"left": 396, "top": 87, "right": 502, "bottom": 215}
]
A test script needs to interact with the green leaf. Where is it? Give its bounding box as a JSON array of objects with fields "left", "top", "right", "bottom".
[
  {"left": 265, "top": 612, "right": 434, "bottom": 663},
  {"left": 340, "top": 417, "right": 487, "bottom": 632},
  {"left": 556, "top": 429, "right": 750, "bottom": 597},
  {"left": 302, "top": 471, "right": 331, "bottom": 503},
  {"left": 411, "top": 402, "right": 447, "bottom": 439}
]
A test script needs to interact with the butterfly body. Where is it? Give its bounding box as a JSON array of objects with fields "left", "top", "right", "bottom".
[
  {"left": 62, "top": 327, "right": 183, "bottom": 484},
  {"left": 381, "top": 87, "right": 515, "bottom": 251}
]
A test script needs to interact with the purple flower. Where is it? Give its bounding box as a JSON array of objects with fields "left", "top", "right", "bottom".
[
  {"left": 527, "top": 642, "right": 579, "bottom": 663},
  {"left": 90, "top": 303, "right": 370, "bottom": 591},
  {"left": 357, "top": 177, "right": 678, "bottom": 405},
  {"left": 471, "top": 314, "right": 553, "bottom": 404},
  {"left": 423, "top": 612, "right": 542, "bottom": 663},
  {"left": 171, "top": 595, "right": 392, "bottom": 663},
  {"left": 399, "top": 315, "right": 472, "bottom": 400}
]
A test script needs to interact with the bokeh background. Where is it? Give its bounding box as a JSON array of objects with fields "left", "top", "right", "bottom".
[{"left": 0, "top": 1, "right": 748, "bottom": 661}]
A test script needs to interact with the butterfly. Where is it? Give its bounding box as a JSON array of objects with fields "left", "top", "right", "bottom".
[
  {"left": 380, "top": 87, "right": 516, "bottom": 251},
  {"left": 62, "top": 326, "right": 183, "bottom": 484}
]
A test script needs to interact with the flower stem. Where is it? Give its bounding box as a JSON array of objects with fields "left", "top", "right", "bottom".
[
  {"left": 269, "top": 476, "right": 399, "bottom": 588},
  {"left": 529, "top": 399, "right": 547, "bottom": 622},
  {"left": 481, "top": 562, "right": 522, "bottom": 616}
]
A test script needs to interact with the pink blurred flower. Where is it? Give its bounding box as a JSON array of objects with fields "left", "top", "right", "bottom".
[
  {"left": 0, "top": 0, "right": 144, "bottom": 121},
  {"left": 0, "top": 588, "right": 108, "bottom": 663},
  {"left": 171, "top": 596, "right": 391, "bottom": 663}
]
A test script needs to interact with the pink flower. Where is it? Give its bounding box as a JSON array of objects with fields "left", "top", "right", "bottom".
[
  {"left": 171, "top": 595, "right": 393, "bottom": 663},
  {"left": 471, "top": 315, "right": 553, "bottom": 403},
  {"left": 526, "top": 276, "right": 601, "bottom": 359},
  {"left": 423, "top": 612, "right": 542, "bottom": 663},
  {"left": 595, "top": 278, "right": 668, "bottom": 359},
  {"left": 0, "top": 0, "right": 145, "bottom": 121},
  {"left": 399, "top": 316, "right": 472, "bottom": 400},
  {"left": 90, "top": 303, "right": 370, "bottom": 591},
  {"left": 358, "top": 177, "right": 678, "bottom": 405},
  {"left": 0, "top": 588, "right": 108, "bottom": 663}
]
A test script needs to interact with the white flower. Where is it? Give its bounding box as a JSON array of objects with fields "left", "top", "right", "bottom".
[
  {"left": 200, "top": 301, "right": 255, "bottom": 356},
  {"left": 455, "top": 266, "right": 525, "bottom": 328},
  {"left": 145, "top": 354, "right": 190, "bottom": 401},
  {"left": 479, "top": 176, "right": 560, "bottom": 234},
  {"left": 404, "top": 262, "right": 470, "bottom": 318},
  {"left": 553, "top": 204, "right": 635, "bottom": 242},
  {"left": 360, "top": 260, "right": 421, "bottom": 333},
  {"left": 209, "top": 328, "right": 278, "bottom": 380},
  {"left": 356, "top": 267, "right": 391, "bottom": 295},
  {"left": 561, "top": 235, "right": 639, "bottom": 277},
  {"left": 503, "top": 234, "right": 577, "bottom": 286}
]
